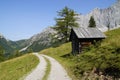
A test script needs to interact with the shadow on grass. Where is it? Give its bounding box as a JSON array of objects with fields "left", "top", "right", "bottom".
[
  {"left": 104, "top": 67, "right": 120, "bottom": 78},
  {"left": 60, "top": 53, "right": 73, "bottom": 58}
]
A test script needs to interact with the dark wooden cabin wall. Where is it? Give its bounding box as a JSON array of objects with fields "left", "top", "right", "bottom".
[{"left": 71, "top": 30, "right": 80, "bottom": 54}]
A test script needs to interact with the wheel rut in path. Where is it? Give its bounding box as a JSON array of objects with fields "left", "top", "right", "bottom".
[
  {"left": 24, "top": 53, "right": 71, "bottom": 80},
  {"left": 24, "top": 53, "right": 47, "bottom": 80},
  {"left": 43, "top": 55, "right": 71, "bottom": 80}
]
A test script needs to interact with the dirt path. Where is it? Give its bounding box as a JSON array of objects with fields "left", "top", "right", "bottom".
[
  {"left": 43, "top": 55, "right": 71, "bottom": 80},
  {"left": 24, "top": 53, "right": 47, "bottom": 80},
  {"left": 24, "top": 53, "right": 71, "bottom": 80}
]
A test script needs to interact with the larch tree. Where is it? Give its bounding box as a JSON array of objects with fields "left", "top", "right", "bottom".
[{"left": 54, "top": 6, "right": 78, "bottom": 42}]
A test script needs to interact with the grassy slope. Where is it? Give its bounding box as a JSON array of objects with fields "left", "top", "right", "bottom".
[
  {"left": 0, "top": 53, "right": 39, "bottom": 80},
  {"left": 40, "top": 28, "right": 120, "bottom": 80}
]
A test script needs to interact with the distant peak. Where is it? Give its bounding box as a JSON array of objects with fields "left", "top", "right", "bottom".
[
  {"left": 0, "top": 33, "right": 4, "bottom": 38},
  {"left": 116, "top": 0, "right": 120, "bottom": 4},
  {"left": 117, "top": 0, "right": 120, "bottom": 2},
  {"left": 93, "top": 8, "right": 100, "bottom": 11}
]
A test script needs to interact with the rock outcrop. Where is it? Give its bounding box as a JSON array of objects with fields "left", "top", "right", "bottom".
[{"left": 75, "top": 0, "right": 120, "bottom": 31}]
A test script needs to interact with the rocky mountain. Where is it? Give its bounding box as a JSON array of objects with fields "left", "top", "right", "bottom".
[
  {"left": 19, "top": 27, "right": 56, "bottom": 52},
  {"left": 75, "top": 0, "right": 120, "bottom": 31}
]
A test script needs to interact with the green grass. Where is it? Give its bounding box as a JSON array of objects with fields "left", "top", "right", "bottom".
[
  {"left": 42, "top": 57, "right": 51, "bottom": 80},
  {"left": 0, "top": 53, "right": 39, "bottom": 80},
  {"left": 39, "top": 28, "right": 120, "bottom": 80},
  {"left": 39, "top": 43, "right": 77, "bottom": 80},
  {"left": 101, "top": 28, "right": 120, "bottom": 48}
]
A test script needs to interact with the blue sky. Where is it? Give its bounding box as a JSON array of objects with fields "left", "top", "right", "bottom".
[{"left": 0, "top": 0, "right": 116, "bottom": 41}]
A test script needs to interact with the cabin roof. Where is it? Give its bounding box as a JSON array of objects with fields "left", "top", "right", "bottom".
[{"left": 72, "top": 27, "right": 106, "bottom": 39}]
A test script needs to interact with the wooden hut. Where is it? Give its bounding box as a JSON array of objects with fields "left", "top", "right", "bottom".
[{"left": 69, "top": 27, "right": 106, "bottom": 54}]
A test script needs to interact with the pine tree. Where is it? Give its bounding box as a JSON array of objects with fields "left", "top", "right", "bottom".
[
  {"left": 54, "top": 6, "right": 78, "bottom": 42},
  {"left": 107, "top": 22, "right": 110, "bottom": 31},
  {"left": 88, "top": 16, "right": 96, "bottom": 28}
]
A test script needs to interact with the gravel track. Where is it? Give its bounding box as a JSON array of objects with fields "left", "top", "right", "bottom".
[
  {"left": 24, "top": 53, "right": 71, "bottom": 80},
  {"left": 43, "top": 55, "right": 71, "bottom": 80},
  {"left": 24, "top": 53, "right": 47, "bottom": 80}
]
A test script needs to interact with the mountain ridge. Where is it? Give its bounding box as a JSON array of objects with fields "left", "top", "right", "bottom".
[
  {"left": 0, "top": 34, "right": 15, "bottom": 53},
  {"left": 0, "top": 0, "right": 120, "bottom": 52},
  {"left": 19, "top": 27, "right": 56, "bottom": 52},
  {"left": 76, "top": 0, "right": 120, "bottom": 31}
]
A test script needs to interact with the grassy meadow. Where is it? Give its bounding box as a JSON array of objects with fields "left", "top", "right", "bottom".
[
  {"left": 0, "top": 53, "right": 39, "bottom": 80},
  {"left": 40, "top": 28, "right": 120, "bottom": 80}
]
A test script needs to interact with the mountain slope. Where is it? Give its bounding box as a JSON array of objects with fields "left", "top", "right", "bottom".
[
  {"left": 76, "top": 0, "right": 120, "bottom": 31},
  {"left": 0, "top": 34, "right": 14, "bottom": 53},
  {"left": 20, "top": 27, "right": 56, "bottom": 52},
  {"left": 15, "top": 39, "right": 27, "bottom": 49},
  {"left": 0, "top": 33, "right": 27, "bottom": 54}
]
